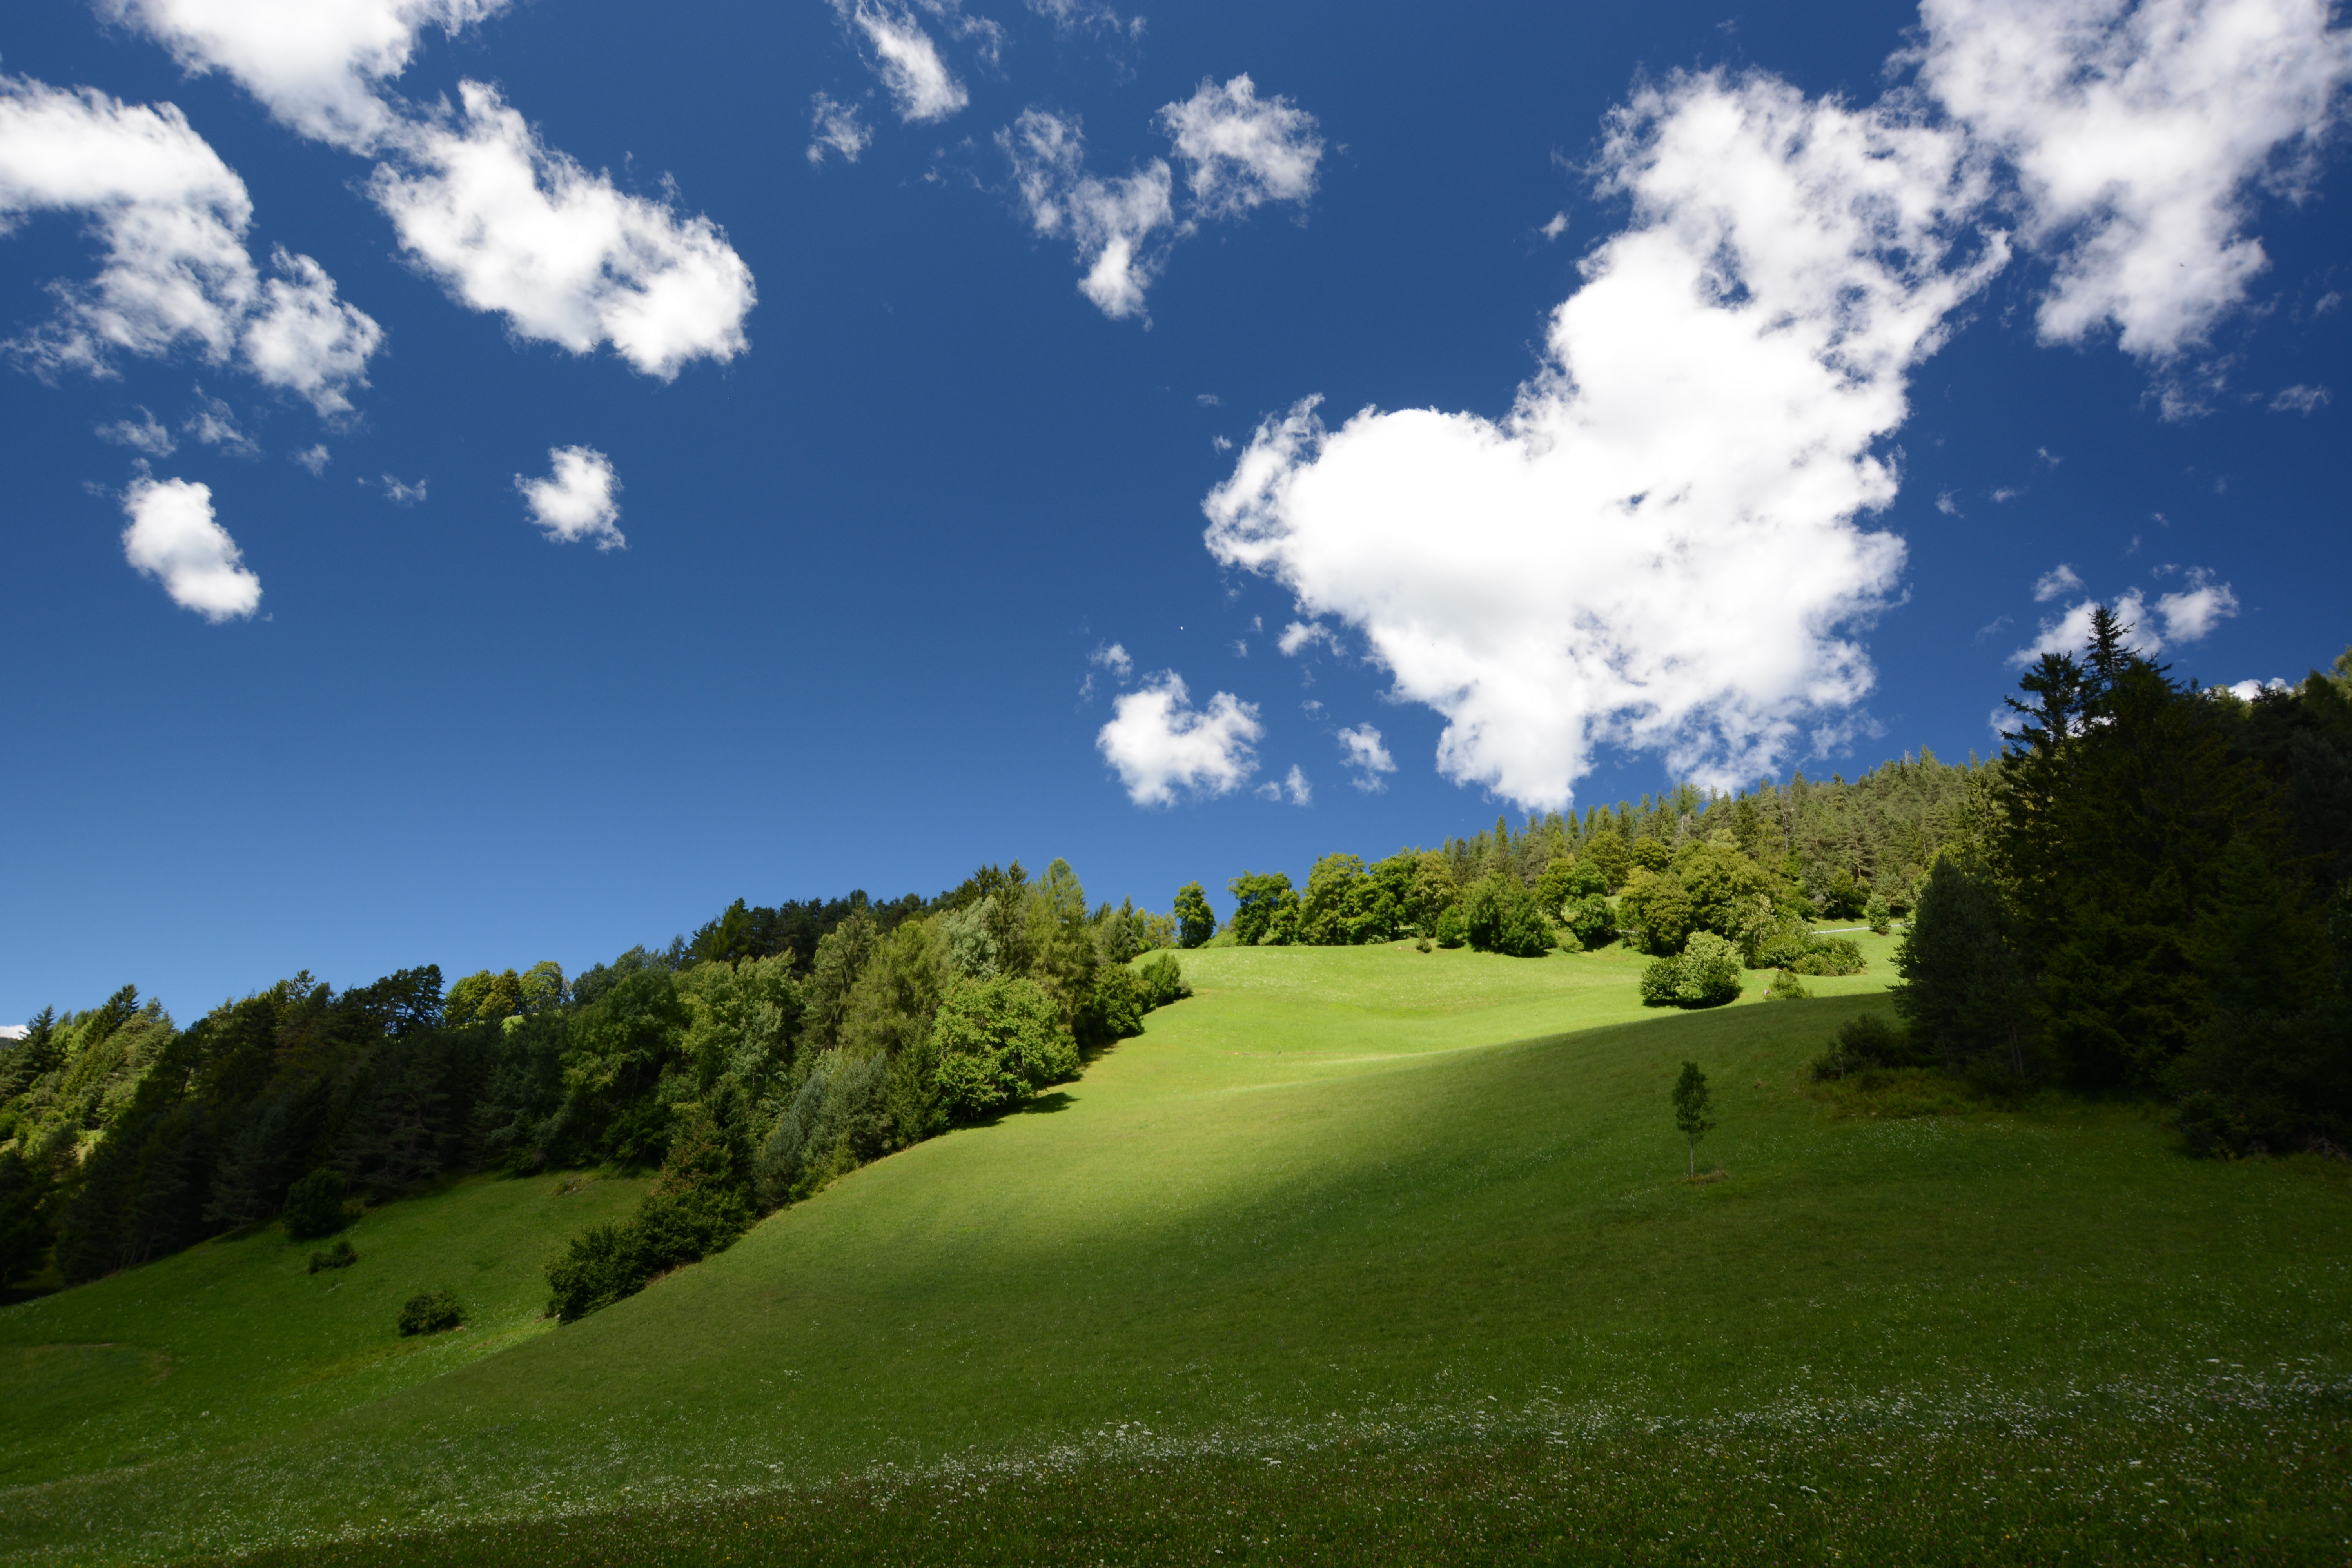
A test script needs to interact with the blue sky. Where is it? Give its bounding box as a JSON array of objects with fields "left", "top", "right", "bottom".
[{"left": 3, "top": 0, "right": 2347, "bottom": 1023}]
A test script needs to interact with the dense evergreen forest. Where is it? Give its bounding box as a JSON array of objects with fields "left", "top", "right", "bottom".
[{"left": 3, "top": 622, "right": 2345, "bottom": 1309}]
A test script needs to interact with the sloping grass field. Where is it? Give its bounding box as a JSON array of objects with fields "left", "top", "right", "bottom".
[{"left": 3, "top": 938, "right": 2348, "bottom": 1564}]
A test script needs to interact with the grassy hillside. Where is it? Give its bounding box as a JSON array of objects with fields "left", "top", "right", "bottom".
[{"left": 3, "top": 939, "right": 2347, "bottom": 1564}]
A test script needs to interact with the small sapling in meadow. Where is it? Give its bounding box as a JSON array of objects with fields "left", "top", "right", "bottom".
[{"left": 1672, "top": 1060, "right": 1715, "bottom": 1179}]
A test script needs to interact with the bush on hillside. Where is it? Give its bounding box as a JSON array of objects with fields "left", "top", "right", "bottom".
[
  {"left": 1136, "top": 951, "right": 1188, "bottom": 1009},
  {"left": 1561, "top": 894, "right": 1617, "bottom": 951},
  {"left": 397, "top": 1289, "right": 461, "bottom": 1335},
  {"left": 1639, "top": 933, "right": 1744, "bottom": 1009},
  {"left": 1765, "top": 969, "right": 1811, "bottom": 1001},
  {"left": 1786, "top": 936, "right": 1865, "bottom": 976},
  {"left": 1808, "top": 1013, "right": 1930, "bottom": 1081},
  {"left": 282, "top": 1168, "right": 350, "bottom": 1241},
  {"left": 1432, "top": 906, "right": 1466, "bottom": 948},
  {"left": 1463, "top": 875, "right": 1554, "bottom": 957},
  {"left": 307, "top": 1238, "right": 357, "bottom": 1273},
  {"left": 930, "top": 976, "right": 1079, "bottom": 1121}
]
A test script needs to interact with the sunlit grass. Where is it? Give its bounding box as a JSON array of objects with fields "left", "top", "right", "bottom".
[{"left": 3, "top": 936, "right": 2345, "bottom": 1565}]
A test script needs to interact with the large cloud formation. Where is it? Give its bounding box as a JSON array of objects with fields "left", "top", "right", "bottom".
[
  {"left": 111, "top": 0, "right": 753, "bottom": 378},
  {"left": 1208, "top": 72, "right": 2001, "bottom": 809},
  {"left": 1199, "top": 0, "right": 2348, "bottom": 811},
  {"left": 0, "top": 74, "right": 381, "bottom": 412},
  {"left": 1920, "top": 0, "right": 2352, "bottom": 362}
]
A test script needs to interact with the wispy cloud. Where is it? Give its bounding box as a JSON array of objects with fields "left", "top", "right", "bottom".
[
  {"left": 1336, "top": 724, "right": 1396, "bottom": 791},
  {"left": 808, "top": 93, "right": 873, "bottom": 166}
]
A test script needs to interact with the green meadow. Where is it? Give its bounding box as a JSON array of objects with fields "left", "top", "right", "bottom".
[{"left": 4, "top": 938, "right": 2347, "bottom": 1564}]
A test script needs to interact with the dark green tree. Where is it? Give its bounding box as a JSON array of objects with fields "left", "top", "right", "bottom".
[
  {"left": 1671, "top": 1061, "right": 1715, "bottom": 1177},
  {"left": 1892, "top": 857, "right": 2036, "bottom": 1080},
  {"left": 1174, "top": 882, "right": 1216, "bottom": 948}
]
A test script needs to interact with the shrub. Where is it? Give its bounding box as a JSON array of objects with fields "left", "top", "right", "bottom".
[
  {"left": 282, "top": 1168, "right": 350, "bottom": 1241},
  {"left": 1765, "top": 969, "right": 1811, "bottom": 1001},
  {"left": 1865, "top": 893, "right": 1893, "bottom": 935},
  {"left": 397, "top": 1289, "right": 461, "bottom": 1335},
  {"left": 307, "top": 1238, "right": 357, "bottom": 1273},
  {"left": 1674, "top": 932, "right": 1744, "bottom": 1007},
  {"left": 1808, "top": 1012, "right": 1927, "bottom": 1080},
  {"left": 1078, "top": 965, "right": 1147, "bottom": 1046},
  {"left": 1638, "top": 955, "right": 1683, "bottom": 1007},
  {"left": 1788, "top": 936, "right": 1865, "bottom": 976},
  {"left": 1563, "top": 894, "right": 1617, "bottom": 950},
  {"left": 1136, "top": 951, "right": 1189, "bottom": 1009},
  {"left": 1463, "top": 875, "right": 1554, "bottom": 957},
  {"left": 930, "top": 976, "right": 1079, "bottom": 1121},
  {"left": 1432, "top": 906, "right": 1466, "bottom": 949},
  {"left": 545, "top": 1221, "right": 639, "bottom": 1322}
]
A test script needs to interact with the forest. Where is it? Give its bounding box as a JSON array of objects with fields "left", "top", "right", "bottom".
[{"left": 2, "top": 620, "right": 2346, "bottom": 1310}]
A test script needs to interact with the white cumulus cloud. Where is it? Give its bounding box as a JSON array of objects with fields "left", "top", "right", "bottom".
[
  {"left": 2154, "top": 568, "right": 2239, "bottom": 642},
  {"left": 1001, "top": 108, "right": 1174, "bottom": 319},
  {"left": 121, "top": 474, "right": 260, "bottom": 620},
  {"left": 1096, "top": 671, "right": 1262, "bottom": 806},
  {"left": 370, "top": 83, "right": 755, "bottom": 379},
  {"left": 1336, "top": 724, "right": 1396, "bottom": 791},
  {"left": 1155, "top": 74, "right": 1323, "bottom": 220},
  {"left": 104, "top": 0, "right": 512, "bottom": 152},
  {"left": 0, "top": 74, "right": 381, "bottom": 410},
  {"left": 1088, "top": 641, "right": 1134, "bottom": 681},
  {"left": 1204, "top": 70, "right": 2003, "bottom": 809},
  {"left": 1918, "top": 0, "right": 2352, "bottom": 361},
  {"left": 517, "top": 445, "right": 623, "bottom": 548},
  {"left": 2033, "top": 563, "right": 2083, "bottom": 601}
]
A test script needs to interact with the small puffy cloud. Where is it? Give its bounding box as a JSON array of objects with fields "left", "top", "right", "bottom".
[
  {"left": 1256, "top": 764, "right": 1311, "bottom": 804},
  {"left": 1000, "top": 108, "right": 1174, "bottom": 319},
  {"left": 808, "top": 92, "right": 873, "bottom": 166},
  {"left": 1088, "top": 641, "right": 1134, "bottom": 681},
  {"left": 2033, "top": 563, "right": 2083, "bottom": 601},
  {"left": 1096, "top": 671, "right": 1262, "bottom": 806},
  {"left": 1276, "top": 619, "right": 1339, "bottom": 656},
  {"left": 1935, "top": 489, "right": 1962, "bottom": 516},
  {"left": 1539, "top": 211, "right": 1568, "bottom": 241},
  {"left": 105, "top": 0, "right": 512, "bottom": 151},
  {"left": 2270, "top": 383, "right": 2330, "bottom": 413},
  {"left": 2009, "top": 575, "right": 2232, "bottom": 664},
  {"left": 183, "top": 388, "right": 259, "bottom": 456},
  {"left": 516, "top": 445, "right": 622, "bottom": 547},
  {"left": 1206, "top": 69, "right": 2002, "bottom": 808},
  {"left": 1336, "top": 723, "right": 1396, "bottom": 791},
  {"left": 1155, "top": 75, "right": 1323, "bottom": 220},
  {"left": 121, "top": 474, "right": 260, "bottom": 620},
  {"left": 370, "top": 83, "right": 755, "bottom": 379},
  {"left": 2225, "top": 676, "right": 2287, "bottom": 700},
  {"left": 1989, "top": 485, "right": 2022, "bottom": 503},
  {"left": 241, "top": 248, "right": 382, "bottom": 414},
  {"left": 2154, "top": 568, "right": 2238, "bottom": 642},
  {"left": 96, "top": 407, "right": 175, "bottom": 456},
  {"left": 835, "top": 0, "right": 968, "bottom": 124},
  {"left": 380, "top": 473, "right": 426, "bottom": 505},
  {"left": 1918, "top": 0, "right": 2352, "bottom": 360},
  {"left": 291, "top": 442, "right": 330, "bottom": 474},
  {"left": 0, "top": 73, "right": 382, "bottom": 410}
]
